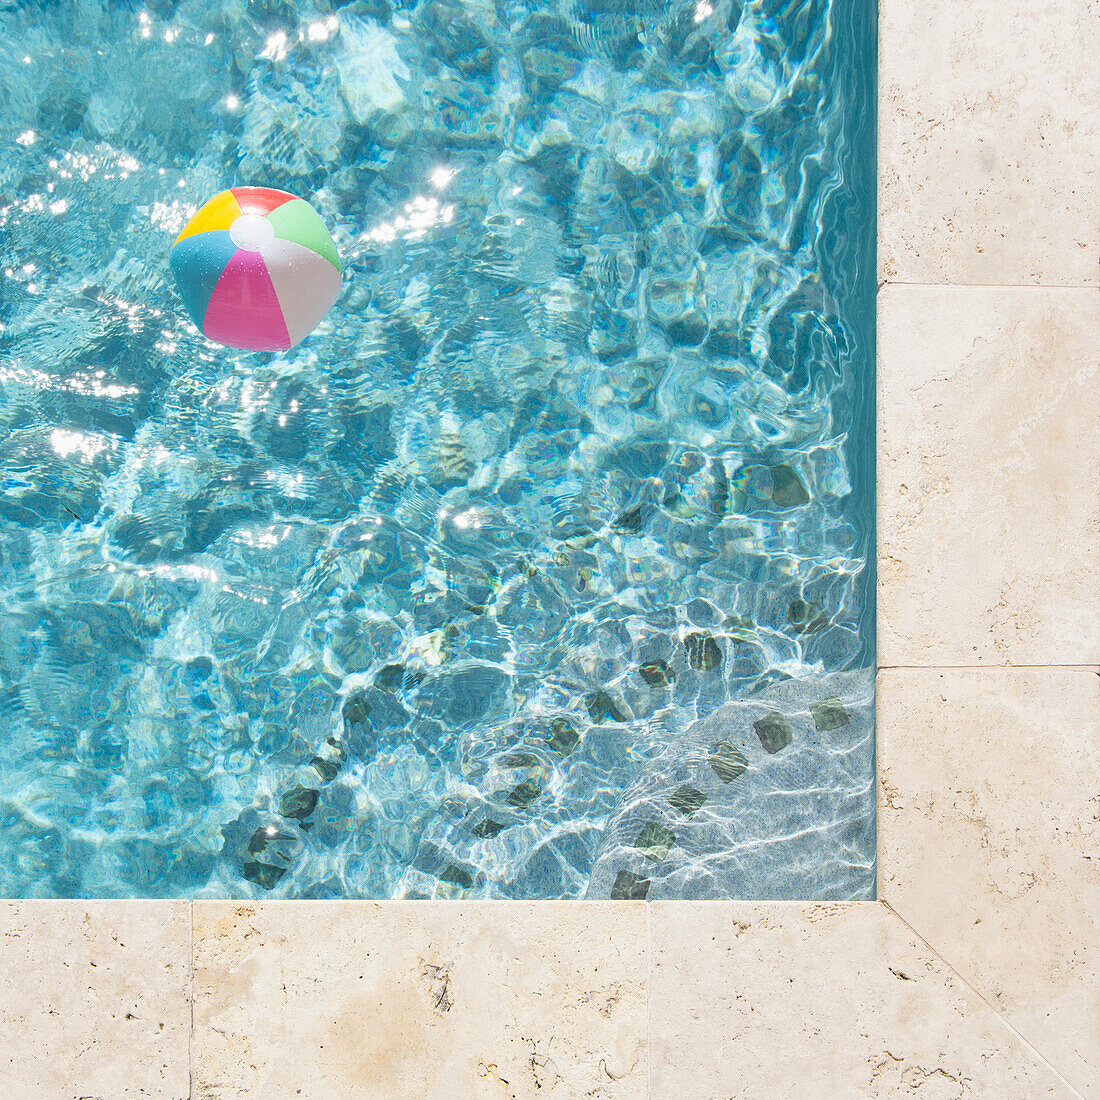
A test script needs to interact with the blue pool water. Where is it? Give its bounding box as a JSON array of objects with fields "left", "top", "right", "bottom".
[{"left": 0, "top": 0, "right": 875, "bottom": 899}]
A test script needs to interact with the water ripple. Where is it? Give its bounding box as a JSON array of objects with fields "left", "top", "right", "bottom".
[{"left": 0, "top": 0, "right": 874, "bottom": 899}]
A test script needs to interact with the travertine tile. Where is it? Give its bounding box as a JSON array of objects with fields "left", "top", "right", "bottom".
[
  {"left": 879, "top": 0, "right": 1099, "bottom": 286},
  {"left": 192, "top": 901, "right": 646, "bottom": 1099},
  {"left": 649, "top": 901, "right": 1077, "bottom": 1099},
  {"left": 879, "top": 668, "right": 1100, "bottom": 1096},
  {"left": 0, "top": 901, "right": 191, "bottom": 1100},
  {"left": 878, "top": 285, "right": 1100, "bottom": 666}
]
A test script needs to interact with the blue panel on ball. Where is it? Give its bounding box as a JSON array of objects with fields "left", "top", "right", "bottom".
[{"left": 169, "top": 230, "right": 239, "bottom": 332}]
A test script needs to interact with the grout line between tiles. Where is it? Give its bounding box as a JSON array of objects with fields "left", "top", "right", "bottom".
[
  {"left": 188, "top": 902, "right": 194, "bottom": 1100},
  {"left": 876, "top": 665, "right": 1100, "bottom": 673},
  {"left": 875, "top": 281, "right": 1099, "bottom": 291},
  {"left": 645, "top": 902, "right": 653, "bottom": 1099},
  {"left": 881, "top": 901, "right": 1087, "bottom": 1099}
]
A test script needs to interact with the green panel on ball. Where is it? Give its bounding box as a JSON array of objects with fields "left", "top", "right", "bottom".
[{"left": 266, "top": 198, "right": 341, "bottom": 272}]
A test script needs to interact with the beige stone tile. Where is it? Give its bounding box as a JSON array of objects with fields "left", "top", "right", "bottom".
[
  {"left": 649, "top": 901, "right": 1077, "bottom": 1099},
  {"left": 878, "top": 284, "right": 1100, "bottom": 666},
  {"left": 0, "top": 900, "right": 191, "bottom": 1100},
  {"left": 192, "top": 901, "right": 646, "bottom": 1100},
  {"left": 878, "top": 0, "right": 1099, "bottom": 286},
  {"left": 878, "top": 668, "right": 1100, "bottom": 1096}
]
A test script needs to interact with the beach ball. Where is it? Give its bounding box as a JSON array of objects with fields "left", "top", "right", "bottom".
[{"left": 169, "top": 186, "right": 342, "bottom": 351}]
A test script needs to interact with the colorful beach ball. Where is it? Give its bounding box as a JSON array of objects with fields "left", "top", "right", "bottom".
[{"left": 169, "top": 186, "right": 342, "bottom": 351}]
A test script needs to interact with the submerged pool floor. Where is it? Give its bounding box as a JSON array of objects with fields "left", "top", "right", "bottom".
[{"left": 0, "top": 0, "right": 875, "bottom": 899}]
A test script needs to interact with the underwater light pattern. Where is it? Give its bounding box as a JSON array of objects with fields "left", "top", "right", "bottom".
[{"left": 0, "top": 0, "right": 875, "bottom": 900}]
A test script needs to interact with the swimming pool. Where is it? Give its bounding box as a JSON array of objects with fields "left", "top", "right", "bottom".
[{"left": 0, "top": 0, "right": 875, "bottom": 899}]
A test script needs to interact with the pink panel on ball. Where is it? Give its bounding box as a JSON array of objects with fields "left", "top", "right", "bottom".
[
  {"left": 203, "top": 249, "right": 291, "bottom": 351},
  {"left": 261, "top": 237, "right": 343, "bottom": 347}
]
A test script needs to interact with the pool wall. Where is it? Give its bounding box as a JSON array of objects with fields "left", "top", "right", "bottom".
[{"left": 0, "top": 0, "right": 1096, "bottom": 1095}]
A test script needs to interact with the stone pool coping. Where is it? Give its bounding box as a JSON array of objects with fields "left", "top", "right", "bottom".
[{"left": 1, "top": 1, "right": 1097, "bottom": 1095}]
